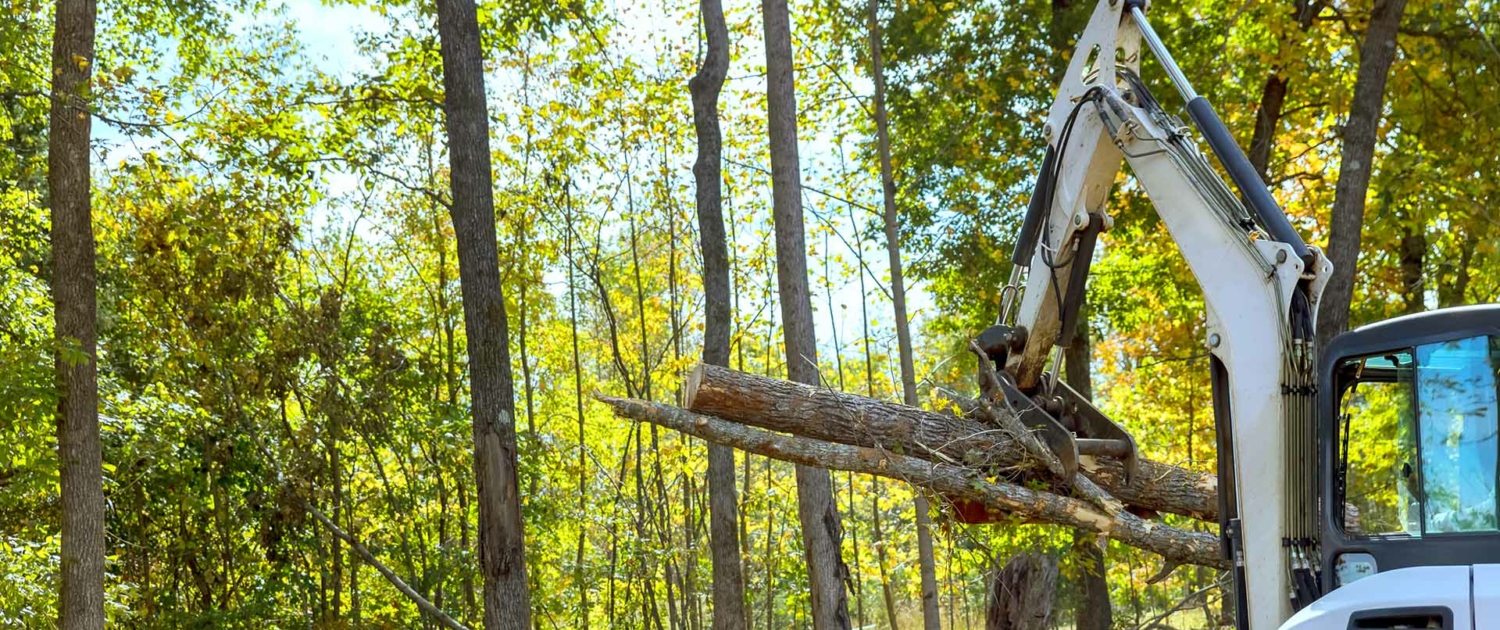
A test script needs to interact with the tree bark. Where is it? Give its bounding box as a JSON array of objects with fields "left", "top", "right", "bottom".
[
  {"left": 567, "top": 201, "right": 591, "bottom": 630},
  {"left": 1248, "top": 74, "right": 1288, "bottom": 183},
  {"left": 986, "top": 552, "right": 1059, "bottom": 630},
  {"left": 49, "top": 0, "right": 104, "bottom": 626},
  {"left": 760, "top": 0, "right": 851, "bottom": 626},
  {"left": 1064, "top": 315, "right": 1112, "bottom": 630},
  {"left": 598, "top": 396, "right": 1227, "bottom": 569},
  {"left": 1247, "top": 0, "right": 1320, "bottom": 182},
  {"left": 1073, "top": 532, "right": 1111, "bottom": 630},
  {"left": 1398, "top": 222, "right": 1426, "bottom": 315},
  {"left": 1317, "top": 0, "right": 1412, "bottom": 351},
  {"left": 683, "top": 363, "right": 1219, "bottom": 521},
  {"left": 865, "top": 1, "right": 941, "bottom": 627},
  {"left": 871, "top": 492, "right": 902, "bottom": 630},
  {"left": 689, "top": 1, "right": 747, "bottom": 627},
  {"left": 434, "top": 0, "right": 533, "bottom": 626},
  {"left": 1437, "top": 228, "right": 1476, "bottom": 308}
]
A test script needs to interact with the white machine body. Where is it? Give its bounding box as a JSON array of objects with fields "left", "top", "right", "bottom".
[{"left": 1280, "top": 565, "right": 1479, "bottom": 630}]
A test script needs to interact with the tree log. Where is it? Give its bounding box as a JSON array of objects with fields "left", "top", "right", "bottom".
[
  {"left": 600, "top": 395, "right": 1227, "bottom": 569},
  {"left": 683, "top": 363, "right": 1218, "bottom": 521}
]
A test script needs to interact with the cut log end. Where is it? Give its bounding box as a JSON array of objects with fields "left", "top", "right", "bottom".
[{"left": 683, "top": 364, "right": 705, "bottom": 409}]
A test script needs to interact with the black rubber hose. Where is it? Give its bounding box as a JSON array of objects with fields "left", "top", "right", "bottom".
[
  {"left": 1011, "top": 144, "right": 1057, "bottom": 267},
  {"left": 1185, "top": 96, "right": 1311, "bottom": 262}
]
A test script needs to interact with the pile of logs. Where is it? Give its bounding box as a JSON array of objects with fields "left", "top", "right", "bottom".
[{"left": 600, "top": 352, "right": 1228, "bottom": 571}]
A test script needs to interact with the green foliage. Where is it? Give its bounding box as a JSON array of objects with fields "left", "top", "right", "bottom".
[{"left": 4, "top": 0, "right": 1500, "bottom": 627}]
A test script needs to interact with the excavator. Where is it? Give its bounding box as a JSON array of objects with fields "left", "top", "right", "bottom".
[{"left": 975, "top": 0, "right": 1500, "bottom": 628}]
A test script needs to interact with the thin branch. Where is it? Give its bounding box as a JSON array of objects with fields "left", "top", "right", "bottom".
[{"left": 303, "top": 499, "right": 473, "bottom": 630}]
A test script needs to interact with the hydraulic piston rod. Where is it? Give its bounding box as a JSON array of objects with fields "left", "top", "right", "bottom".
[{"left": 1125, "top": 3, "right": 1312, "bottom": 263}]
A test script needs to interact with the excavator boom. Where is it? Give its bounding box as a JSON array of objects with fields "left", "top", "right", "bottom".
[
  {"left": 994, "top": 2, "right": 1500, "bottom": 629},
  {"left": 986, "top": 1, "right": 1327, "bottom": 627}
]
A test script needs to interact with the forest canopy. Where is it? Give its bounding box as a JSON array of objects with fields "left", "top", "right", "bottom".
[{"left": 3, "top": 0, "right": 1498, "bottom": 627}]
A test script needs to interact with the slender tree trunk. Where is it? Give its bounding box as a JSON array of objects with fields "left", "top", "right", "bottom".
[
  {"left": 627, "top": 202, "right": 668, "bottom": 630},
  {"left": 822, "top": 232, "right": 845, "bottom": 392},
  {"left": 1072, "top": 532, "right": 1110, "bottom": 630},
  {"left": 690, "top": 1, "right": 748, "bottom": 626},
  {"left": 434, "top": 0, "right": 533, "bottom": 626},
  {"left": 48, "top": 0, "right": 104, "bottom": 625},
  {"left": 1317, "top": 0, "right": 1412, "bottom": 350},
  {"left": 846, "top": 473, "right": 866, "bottom": 630},
  {"left": 865, "top": 2, "right": 939, "bottom": 627},
  {"left": 945, "top": 530, "right": 957, "bottom": 630},
  {"left": 1248, "top": 73, "right": 1288, "bottom": 183},
  {"left": 518, "top": 216, "right": 536, "bottom": 442},
  {"left": 1398, "top": 222, "right": 1426, "bottom": 314},
  {"left": 1065, "top": 314, "right": 1111, "bottom": 630},
  {"left": 871, "top": 492, "right": 900, "bottom": 630},
  {"left": 1247, "top": 0, "right": 1320, "bottom": 182},
  {"left": 568, "top": 194, "right": 591, "bottom": 630},
  {"left": 461, "top": 477, "right": 476, "bottom": 620},
  {"left": 351, "top": 487, "right": 362, "bottom": 626},
  {"left": 1437, "top": 229, "right": 1476, "bottom": 308},
  {"left": 763, "top": 458, "right": 777, "bottom": 630},
  {"left": 760, "top": 0, "right": 851, "bottom": 626},
  {"left": 635, "top": 421, "right": 661, "bottom": 630},
  {"left": 332, "top": 411, "right": 345, "bottom": 619}
]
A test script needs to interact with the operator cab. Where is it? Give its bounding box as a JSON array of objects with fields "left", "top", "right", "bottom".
[{"left": 1318, "top": 304, "right": 1500, "bottom": 593}]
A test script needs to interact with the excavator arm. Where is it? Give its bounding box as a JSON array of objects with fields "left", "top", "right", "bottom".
[{"left": 979, "top": 1, "right": 1332, "bottom": 628}]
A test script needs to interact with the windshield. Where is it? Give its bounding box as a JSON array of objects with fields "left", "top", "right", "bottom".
[
  {"left": 1337, "top": 335, "right": 1500, "bottom": 537},
  {"left": 1416, "top": 336, "right": 1500, "bottom": 532}
]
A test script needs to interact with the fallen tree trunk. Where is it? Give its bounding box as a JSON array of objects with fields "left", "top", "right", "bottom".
[
  {"left": 684, "top": 363, "right": 1218, "bottom": 521},
  {"left": 600, "top": 395, "right": 1227, "bottom": 569}
]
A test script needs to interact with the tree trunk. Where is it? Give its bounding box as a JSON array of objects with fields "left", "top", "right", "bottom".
[
  {"left": 986, "top": 552, "right": 1059, "bottom": 630},
  {"left": 760, "top": 0, "right": 851, "bottom": 626},
  {"left": 1437, "top": 228, "right": 1476, "bottom": 308},
  {"left": 845, "top": 473, "right": 866, "bottom": 630},
  {"left": 1398, "top": 222, "right": 1426, "bottom": 315},
  {"left": 682, "top": 363, "right": 1219, "bottom": 521},
  {"left": 1316, "top": 0, "right": 1412, "bottom": 351},
  {"left": 599, "top": 397, "right": 1227, "bottom": 569},
  {"left": 865, "top": 1, "right": 941, "bottom": 627},
  {"left": 434, "top": 0, "right": 533, "bottom": 626},
  {"left": 1065, "top": 314, "right": 1111, "bottom": 630},
  {"left": 1248, "top": 74, "right": 1288, "bottom": 183},
  {"left": 689, "top": 0, "right": 748, "bottom": 625},
  {"left": 871, "top": 491, "right": 901, "bottom": 630},
  {"left": 49, "top": 0, "right": 104, "bottom": 625},
  {"left": 1072, "top": 532, "right": 1111, "bottom": 630},
  {"left": 1247, "top": 0, "right": 1320, "bottom": 182},
  {"left": 567, "top": 202, "right": 591, "bottom": 630}
]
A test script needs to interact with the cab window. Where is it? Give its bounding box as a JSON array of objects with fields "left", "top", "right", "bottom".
[
  {"left": 1338, "top": 351, "right": 1419, "bottom": 536},
  {"left": 1416, "top": 336, "right": 1499, "bottom": 533},
  {"left": 1337, "top": 335, "right": 1500, "bottom": 537}
]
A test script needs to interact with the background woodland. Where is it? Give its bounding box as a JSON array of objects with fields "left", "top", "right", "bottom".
[{"left": 3, "top": 0, "right": 1498, "bottom": 626}]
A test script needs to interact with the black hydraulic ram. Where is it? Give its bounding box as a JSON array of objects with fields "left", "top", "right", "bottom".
[
  {"left": 1124, "top": 0, "right": 1312, "bottom": 264},
  {"left": 1012, "top": 144, "right": 1057, "bottom": 267}
]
